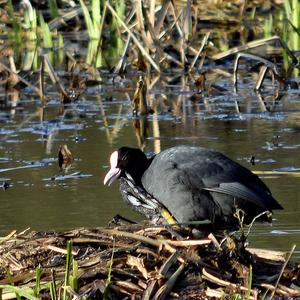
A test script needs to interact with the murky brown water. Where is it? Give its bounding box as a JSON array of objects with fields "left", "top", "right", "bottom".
[{"left": 1, "top": 75, "right": 300, "bottom": 256}]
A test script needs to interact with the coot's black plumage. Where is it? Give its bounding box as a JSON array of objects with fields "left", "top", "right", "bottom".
[{"left": 104, "top": 146, "right": 283, "bottom": 229}]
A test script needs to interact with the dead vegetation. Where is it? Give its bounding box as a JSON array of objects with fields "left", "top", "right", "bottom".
[{"left": 0, "top": 224, "right": 300, "bottom": 299}]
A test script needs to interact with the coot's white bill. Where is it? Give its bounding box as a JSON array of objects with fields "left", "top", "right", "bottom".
[{"left": 104, "top": 150, "right": 121, "bottom": 186}]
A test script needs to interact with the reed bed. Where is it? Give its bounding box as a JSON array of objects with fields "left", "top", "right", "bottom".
[{"left": 0, "top": 224, "right": 299, "bottom": 299}]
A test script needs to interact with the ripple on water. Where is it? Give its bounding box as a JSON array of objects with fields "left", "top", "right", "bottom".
[
  {"left": 0, "top": 129, "right": 16, "bottom": 135},
  {"left": 274, "top": 166, "right": 300, "bottom": 172},
  {"left": 19, "top": 122, "right": 84, "bottom": 135}
]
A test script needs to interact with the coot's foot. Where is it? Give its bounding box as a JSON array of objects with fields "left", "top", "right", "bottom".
[{"left": 109, "top": 214, "right": 137, "bottom": 226}]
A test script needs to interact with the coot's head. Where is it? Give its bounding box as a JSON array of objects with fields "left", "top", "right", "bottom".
[{"left": 103, "top": 147, "right": 150, "bottom": 187}]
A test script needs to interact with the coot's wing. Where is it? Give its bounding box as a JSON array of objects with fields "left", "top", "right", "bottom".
[
  {"left": 202, "top": 182, "right": 270, "bottom": 208},
  {"left": 198, "top": 152, "right": 282, "bottom": 210}
]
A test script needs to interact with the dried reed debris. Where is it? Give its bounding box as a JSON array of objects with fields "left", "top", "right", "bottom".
[{"left": 0, "top": 224, "right": 300, "bottom": 299}]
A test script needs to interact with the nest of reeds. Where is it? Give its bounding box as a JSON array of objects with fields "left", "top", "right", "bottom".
[{"left": 0, "top": 224, "right": 300, "bottom": 299}]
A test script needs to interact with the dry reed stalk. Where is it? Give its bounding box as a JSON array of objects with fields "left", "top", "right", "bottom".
[
  {"left": 189, "top": 32, "right": 211, "bottom": 71},
  {"left": 152, "top": 110, "right": 161, "bottom": 154},
  {"left": 158, "top": 9, "right": 182, "bottom": 40},
  {"left": 114, "top": 35, "right": 131, "bottom": 74},
  {"left": 154, "top": 263, "right": 185, "bottom": 300},
  {"left": 182, "top": 0, "right": 191, "bottom": 42},
  {"left": 149, "top": 0, "right": 156, "bottom": 27},
  {"left": 255, "top": 65, "right": 269, "bottom": 90},
  {"left": 136, "top": 0, "right": 154, "bottom": 50},
  {"left": 233, "top": 52, "right": 281, "bottom": 88},
  {"left": 270, "top": 245, "right": 296, "bottom": 299},
  {"left": 202, "top": 268, "right": 257, "bottom": 299},
  {"left": 106, "top": 1, "right": 160, "bottom": 73},
  {"left": 0, "top": 61, "right": 44, "bottom": 99},
  {"left": 43, "top": 55, "right": 68, "bottom": 98},
  {"left": 212, "top": 36, "right": 298, "bottom": 64},
  {"left": 154, "top": 0, "right": 171, "bottom": 36}
]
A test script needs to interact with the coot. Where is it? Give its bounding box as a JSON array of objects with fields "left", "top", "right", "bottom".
[{"left": 104, "top": 146, "right": 283, "bottom": 229}]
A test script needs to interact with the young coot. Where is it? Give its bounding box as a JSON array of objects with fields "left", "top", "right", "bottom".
[{"left": 103, "top": 146, "right": 283, "bottom": 229}]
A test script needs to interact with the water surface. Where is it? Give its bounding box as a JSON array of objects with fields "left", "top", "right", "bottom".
[{"left": 1, "top": 75, "right": 300, "bottom": 257}]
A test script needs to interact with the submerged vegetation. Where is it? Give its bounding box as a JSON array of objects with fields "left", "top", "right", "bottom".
[{"left": 1, "top": 0, "right": 300, "bottom": 298}]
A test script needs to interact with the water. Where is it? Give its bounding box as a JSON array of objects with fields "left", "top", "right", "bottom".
[{"left": 1, "top": 76, "right": 300, "bottom": 257}]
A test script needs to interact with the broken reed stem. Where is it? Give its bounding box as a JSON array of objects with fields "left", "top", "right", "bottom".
[
  {"left": 0, "top": 61, "right": 44, "bottom": 99},
  {"left": 233, "top": 52, "right": 281, "bottom": 87},
  {"left": 101, "top": 228, "right": 175, "bottom": 253},
  {"left": 43, "top": 55, "right": 68, "bottom": 98},
  {"left": 212, "top": 36, "right": 298, "bottom": 64},
  {"left": 105, "top": 1, "right": 161, "bottom": 73},
  {"left": 202, "top": 268, "right": 256, "bottom": 298},
  {"left": 270, "top": 244, "right": 296, "bottom": 299},
  {"left": 189, "top": 32, "right": 211, "bottom": 71}
]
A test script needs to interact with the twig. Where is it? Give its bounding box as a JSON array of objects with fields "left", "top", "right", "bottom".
[
  {"left": 270, "top": 244, "right": 296, "bottom": 299},
  {"left": 189, "top": 32, "right": 211, "bottom": 71}
]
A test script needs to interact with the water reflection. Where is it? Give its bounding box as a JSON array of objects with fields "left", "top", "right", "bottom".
[{"left": 1, "top": 74, "right": 300, "bottom": 256}]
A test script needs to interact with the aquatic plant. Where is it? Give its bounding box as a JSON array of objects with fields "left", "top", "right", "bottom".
[
  {"left": 263, "top": 14, "right": 273, "bottom": 37},
  {"left": 39, "top": 13, "right": 54, "bottom": 49},
  {"left": 48, "top": 0, "right": 60, "bottom": 18},
  {"left": 282, "top": 0, "right": 300, "bottom": 75},
  {"left": 63, "top": 240, "right": 73, "bottom": 300},
  {"left": 22, "top": 0, "right": 38, "bottom": 41},
  {"left": 79, "top": 0, "right": 102, "bottom": 40},
  {"left": 7, "top": 0, "right": 22, "bottom": 45}
]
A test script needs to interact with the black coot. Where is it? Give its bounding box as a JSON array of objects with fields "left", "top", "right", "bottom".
[{"left": 104, "top": 146, "right": 283, "bottom": 229}]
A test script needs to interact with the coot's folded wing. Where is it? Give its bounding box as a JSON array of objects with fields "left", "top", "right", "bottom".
[{"left": 202, "top": 182, "right": 269, "bottom": 209}]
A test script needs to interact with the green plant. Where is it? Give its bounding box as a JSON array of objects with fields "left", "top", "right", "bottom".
[
  {"left": 79, "top": 0, "right": 101, "bottom": 39},
  {"left": 33, "top": 267, "right": 43, "bottom": 297},
  {"left": 103, "top": 239, "right": 115, "bottom": 299},
  {"left": 0, "top": 285, "right": 38, "bottom": 300},
  {"left": 70, "top": 260, "right": 79, "bottom": 291},
  {"left": 63, "top": 240, "right": 73, "bottom": 300},
  {"left": 39, "top": 13, "right": 54, "bottom": 48},
  {"left": 283, "top": 0, "right": 300, "bottom": 75},
  {"left": 263, "top": 14, "right": 273, "bottom": 37},
  {"left": 246, "top": 265, "right": 252, "bottom": 300},
  {"left": 7, "top": 0, "right": 22, "bottom": 45},
  {"left": 23, "top": 4, "right": 37, "bottom": 41},
  {"left": 48, "top": 0, "right": 60, "bottom": 18}
]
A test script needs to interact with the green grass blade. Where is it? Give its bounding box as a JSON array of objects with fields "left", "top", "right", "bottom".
[
  {"left": 284, "top": 0, "right": 291, "bottom": 17},
  {"left": 92, "top": 0, "right": 101, "bottom": 28},
  {"left": 48, "top": 0, "right": 60, "bottom": 18},
  {"left": 63, "top": 240, "right": 73, "bottom": 300},
  {"left": 0, "top": 285, "right": 38, "bottom": 300},
  {"left": 7, "top": 0, "right": 22, "bottom": 45},
  {"left": 39, "top": 13, "right": 53, "bottom": 48},
  {"left": 34, "top": 267, "right": 42, "bottom": 297},
  {"left": 103, "top": 239, "right": 115, "bottom": 299},
  {"left": 71, "top": 259, "right": 79, "bottom": 291},
  {"left": 246, "top": 265, "right": 252, "bottom": 300},
  {"left": 49, "top": 281, "right": 55, "bottom": 300},
  {"left": 79, "top": 0, "right": 97, "bottom": 39}
]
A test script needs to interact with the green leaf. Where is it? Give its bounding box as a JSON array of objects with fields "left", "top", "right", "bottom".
[{"left": 0, "top": 285, "right": 38, "bottom": 300}]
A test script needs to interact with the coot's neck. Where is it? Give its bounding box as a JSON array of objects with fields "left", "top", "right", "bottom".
[{"left": 125, "top": 154, "right": 153, "bottom": 188}]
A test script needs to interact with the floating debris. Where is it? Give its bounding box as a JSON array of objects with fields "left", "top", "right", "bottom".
[
  {"left": 58, "top": 144, "right": 73, "bottom": 172},
  {"left": 43, "top": 171, "right": 92, "bottom": 181}
]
